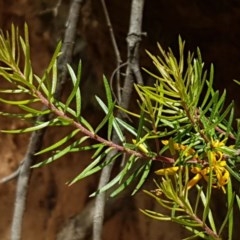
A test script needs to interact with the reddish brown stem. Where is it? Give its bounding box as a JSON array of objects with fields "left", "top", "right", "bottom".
[{"left": 35, "top": 90, "right": 152, "bottom": 160}]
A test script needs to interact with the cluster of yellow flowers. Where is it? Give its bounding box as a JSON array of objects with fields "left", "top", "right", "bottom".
[{"left": 155, "top": 139, "right": 230, "bottom": 193}]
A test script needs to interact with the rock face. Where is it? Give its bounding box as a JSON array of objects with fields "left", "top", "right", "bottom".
[{"left": 1, "top": 1, "right": 240, "bottom": 239}]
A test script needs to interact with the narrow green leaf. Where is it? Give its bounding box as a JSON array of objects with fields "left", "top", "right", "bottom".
[
  {"left": 218, "top": 179, "right": 234, "bottom": 239},
  {"left": 55, "top": 101, "right": 77, "bottom": 117},
  {"left": 10, "top": 24, "right": 18, "bottom": 63},
  {"left": 0, "top": 97, "right": 38, "bottom": 105},
  {"left": 103, "top": 75, "right": 113, "bottom": 107},
  {"left": 136, "top": 105, "right": 146, "bottom": 141},
  {"left": 51, "top": 57, "right": 58, "bottom": 95},
  {"left": 131, "top": 160, "right": 152, "bottom": 195},
  {"left": 65, "top": 63, "right": 81, "bottom": 117},
  {"left": 0, "top": 111, "right": 40, "bottom": 119},
  {"left": 89, "top": 168, "right": 122, "bottom": 197},
  {"left": 116, "top": 104, "right": 140, "bottom": 118},
  {"left": 115, "top": 117, "right": 137, "bottom": 137},
  {"left": 236, "top": 195, "right": 240, "bottom": 212},
  {"left": 226, "top": 165, "right": 240, "bottom": 182},
  {"left": 22, "top": 23, "right": 32, "bottom": 84},
  {"left": 34, "top": 75, "right": 50, "bottom": 98},
  {"left": 140, "top": 209, "right": 171, "bottom": 221},
  {"left": 75, "top": 60, "right": 82, "bottom": 117},
  {"left": 79, "top": 116, "right": 94, "bottom": 133},
  {"left": 200, "top": 166, "right": 216, "bottom": 233},
  {"left": 119, "top": 154, "right": 137, "bottom": 183},
  {"left": 183, "top": 227, "right": 206, "bottom": 239},
  {"left": 200, "top": 64, "right": 214, "bottom": 110},
  {"left": 68, "top": 148, "right": 114, "bottom": 185},
  {"left": 110, "top": 164, "right": 144, "bottom": 197},
  {"left": 68, "top": 143, "right": 105, "bottom": 153},
  {"left": 94, "top": 96, "right": 115, "bottom": 134},
  {"left": 19, "top": 104, "right": 50, "bottom": 115},
  {"left": 172, "top": 217, "right": 201, "bottom": 227},
  {"left": 11, "top": 72, "right": 33, "bottom": 89},
  {"left": 194, "top": 185, "right": 203, "bottom": 214},
  {"left": 91, "top": 144, "right": 105, "bottom": 159},
  {"left": 221, "top": 106, "right": 235, "bottom": 138},
  {"left": 0, "top": 88, "right": 29, "bottom": 94},
  {"left": 80, "top": 149, "right": 121, "bottom": 178},
  {"left": 35, "top": 129, "right": 81, "bottom": 155},
  {"left": 103, "top": 76, "right": 114, "bottom": 139},
  {"left": 0, "top": 69, "right": 14, "bottom": 83},
  {"left": 46, "top": 41, "right": 62, "bottom": 73},
  {"left": 32, "top": 136, "right": 89, "bottom": 168},
  {"left": 96, "top": 96, "right": 124, "bottom": 142},
  {"left": 210, "top": 90, "right": 226, "bottom": 120},
  {"left": 112, "top": 117, "right": 125, "bottom": 142},
  {"left": 1, "top": 118, "right": 59, "bottom": 133}
]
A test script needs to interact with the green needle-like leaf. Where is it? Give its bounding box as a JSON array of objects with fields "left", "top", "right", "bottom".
[
  {"left": 94, "top": 98, "right": 115, "bottom": 135},
  {"left": 96, "top": 96, "right": 124, "bottom": 142},
  {"left": 65, "top": 62, "right": 81, "bottom": 117},
  {"left": 32, "top": 136, "right": 89, "bottom": 168},
  {"left": 0, "top": 98, "right": 38, "bottom": 105},
  {"left": 218, "top": 179, "right": 234, "bottom": 239},
  {"left": 200, "top": 64, "right": 214, "bottom": 110},
  {"left": 35, "top": 129, "right": 81, "bottom": 155},
  {"left": 69, "top": 148, "right": 117, "bottom": 185},
  {"left": 115, "top": 117, "right": 137, "bottom": 137},
  {"left": 1, "top": 118, "right": 60, "bottom": 134},
  {"left": 131, "top": 160, "right": 152, "bottom": 195},
  {"left": 110, "top": 163, "right": 145, "bottom": 197}
]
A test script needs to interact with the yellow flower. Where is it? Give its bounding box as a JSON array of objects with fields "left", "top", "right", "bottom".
[
  {"left": 156, "top": 139, "right": 230, "bottom": 193},
  {"left": 155, "top": 166, "right": 179, "bottom": 175},
  {"left": 202, "top": 151, "right": 229, "bottom": 193},
  {"left": 211, "top": 139, "right": 225, "bottom": 148},
  {"left": 162, "top": 140, "right": 198, "bottom": 158},
  {"left": 132, "top": 139, "right": 149, "bottom": 154},
  {"left": 187, "top": 166, "right": 204, "bottom": 190},
  {"left": 188, "top": 143, "right": 230, "bottom": 193}
]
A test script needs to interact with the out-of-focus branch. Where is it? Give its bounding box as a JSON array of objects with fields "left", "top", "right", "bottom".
[
  {"left": 57, "top": 194, "right": 131, "bottom": 240},
  {"left": 93, "top": 1, "right": 145, "bottom": 240},
  {"left": 100, "top": 0, "right": 122, "bottom": 102},
  {"left": 122, "top": 0, "right": 145, "bottom": 101},
  {"left": 55, "top": 0, "right": 86, "bottom": 99},
  {"left": 0, "top": 161, "right": 22, "bottom": 184},
  {"left": 11, "top": 116, "right": 48, "bottom": 240},
  {"left": 37, "top": 0, "right": 63, "bottom": 17},
  {"left": 10, "top": 1, "right": 85, "bottom": 240}
]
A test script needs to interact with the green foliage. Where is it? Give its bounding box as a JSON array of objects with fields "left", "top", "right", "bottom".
[{"left": 1, "top": 25, "right": 240, "bottom": 239}]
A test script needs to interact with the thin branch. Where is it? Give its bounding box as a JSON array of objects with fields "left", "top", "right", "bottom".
[
  {"left": 0, "top": 161, "right": 22, "bottom": 184},
  {"left": 101, "top": 0, "right": 122, "bottom": 102},
  {"left": 34, "top": 90, "right": 150, "bottom": 160},
  {"left": 37, "top": 0, "right": 63, "bottom": 17},
  {"left": 179, "top": 201, "right": 220, "bottom": 239},
  {"left": 110, "top": 61, "right": 128, "bottom": 104},
  {"left": 55, "top": 0, "right": 86, "bottom": 99},
  {"left": 11, "top": 115, "right": 48, "bottom": 240},
  {"left": 57, "top": 192, "right": 132, "bottom": 240},
  {"left": 93, "top": 1, "right": 145, "bottom": 240},
  {"left": 125, "top": 0, "right": 145, "bottom": 86},
  {"left": 10, "top": 1, "right": 85, "bottom": 240}
]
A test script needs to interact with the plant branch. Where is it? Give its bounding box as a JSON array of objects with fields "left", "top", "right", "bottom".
[
  {"left": 37, "top": 0, "right": 63, "bottom": 17},
  {"left": 179, "top": 202, "right": 220, "bottom": 239},
  {"left": 0, "top": 161, "right": 22, "bottom": 184},
  {"left": 10, "top": 1, "right": 85, "bottom": 239},
  {"left": 93, "top": 1, "right": 145, "bottom": 240},
  {"left": 11, "top": 115, "right": 48, "bottom": 240},
  {"left": 101, "top": 0, "right": 122, "bottom": 102},
  {"left": 34, "top": 90, "right": 149, "bottom": 160},
  {"left": 57, "top": 190, "right": 133, "bottom": 240}
]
